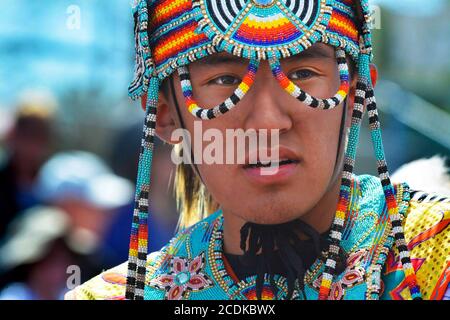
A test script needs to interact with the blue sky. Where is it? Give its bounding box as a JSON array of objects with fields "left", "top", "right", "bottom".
[
  {"left": 371, "top": 0, "right": 447, "bottom": 16},
  {"left": 0, "top": 0, "right": 134, "bottom": 109}
]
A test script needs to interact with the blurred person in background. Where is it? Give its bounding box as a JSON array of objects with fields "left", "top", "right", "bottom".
[
  {"left": 0, "top": 151, "right": 134, "bottom": 299},
  {"left": 0, "top": 207, "right": 81, "bottom": 300},
  {"left": 0, "top": 91, "right": 56, "bottom": 242}
]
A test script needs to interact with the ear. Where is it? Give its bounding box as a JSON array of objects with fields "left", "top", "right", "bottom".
[
  {"left": 370, "top": 63, "right": 378, "bottom": 88},
  {"left": 154, "top": 91, "right": 180, "bottom": 145},
  {"left": 140, "top": 94, "right": 147, "bottom": 111}
]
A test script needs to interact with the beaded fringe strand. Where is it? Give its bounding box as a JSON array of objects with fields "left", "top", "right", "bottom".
[
  {"left": 125, "top": 77, "right": 159, "bottom": 300},
  {"left": 364, "top": 83, "right": 422, "bottom": 300},
  {"left": 317, "top": 52, "right": 368, "bottom": 300}
]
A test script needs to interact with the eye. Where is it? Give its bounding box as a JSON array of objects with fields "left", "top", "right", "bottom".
[
  {"left": 208, "top": 75, "right": 241, "bottom": 86},
  {"left": 289, "top": 69, "right": 317, "bottom": 81}
]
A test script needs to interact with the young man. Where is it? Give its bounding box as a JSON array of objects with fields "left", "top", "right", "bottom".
[{"left": 66, "top": 0, "right": 450, "bottom": 300}]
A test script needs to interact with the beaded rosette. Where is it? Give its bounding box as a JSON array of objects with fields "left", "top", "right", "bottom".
[{"left": 125, "top": 0, "right": 423, "bottom": 300}]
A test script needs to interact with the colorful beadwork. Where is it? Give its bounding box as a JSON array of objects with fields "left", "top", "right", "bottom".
[
  {"left": 364, "top": 86, "right": 422, "bottom": 299},
  {"left": 178, "top": 59, "right": 260, "bottom": 119},
  {"left": 123, "top": 0, "right": 425, "bottom": 301},
  {"left": 125, "top": 76, "right": 159, "bottom": 300},
  {"left": 150, "top": 252, "right": 214, "bottom": 299},
  {"left": 270, "top": 48, "right": 350, "bottom": 109},
  {"left": 178, "top": 47, "right": 348, "bottom": 119},
  {"left": 128, "top": 0, "right": 360, "bottom": 96},
  {"left": 317, "top": 52, "right": 368, "bottom": 299}
]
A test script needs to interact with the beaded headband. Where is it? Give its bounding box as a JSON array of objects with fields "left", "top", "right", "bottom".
[
  {"left": 128, "top": 0, "right": 360, "bottom": 100},
  {"left": 125, "top": 0, "right": 423, "bottom": 300}
]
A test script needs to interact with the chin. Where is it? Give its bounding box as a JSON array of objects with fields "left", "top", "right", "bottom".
[{"left": 236, "top": 201, "right": 311, "bottom": 225}]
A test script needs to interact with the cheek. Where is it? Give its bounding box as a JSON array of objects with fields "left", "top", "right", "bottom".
[
  {"left": 299, "top": 109, "right": 342, "bottom": 173},
  {"left": 196, "top": 163, "right": 235, "bottom": 204},
  {"left": 183, "top": 117, "right": 240, "bottom": 202},
  {"left": 304, "top": 78, "right": 339, "bottom": 100}
]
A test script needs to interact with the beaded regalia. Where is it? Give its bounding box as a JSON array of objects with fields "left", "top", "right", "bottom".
[
  {"left": 126, "top": 0, "right": 421, "bottom": 300},
  {"left": 66, "top": 0, "right": 450, "bottom": 301}
]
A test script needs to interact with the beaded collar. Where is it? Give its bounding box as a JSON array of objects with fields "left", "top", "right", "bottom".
[
  {"left": 144, "top": 175, "right": 410, "bottom": 300},
  {"left": 205, "top": 176, "right": 360, "bottom": 299}
]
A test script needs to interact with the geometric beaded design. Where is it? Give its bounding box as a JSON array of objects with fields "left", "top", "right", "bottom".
[
  {"left": 128, "top": 0, "right": 361, "bottom": 98},
  {"left": 178, "top": 48, "right": 348, "bottom": 119},
  {"left": 178, "top": 59, "right": 259, "bottom": 119},
  {"left": 270, "top": 48, "right": 350, "bottom": 109},
  {"left": 194, "top": 0, "right": 329, "bottom": 58}
]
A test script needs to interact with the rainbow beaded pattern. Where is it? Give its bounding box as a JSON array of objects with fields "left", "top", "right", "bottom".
[
  {"left": 269, "top": 48, "right": 350, "bottom": 109},
  {"left": 128, "top": 0, "right": 360, "bottom": 98},
  {"left": 179, "top": 58, "right": 260, "bottom": 119}
]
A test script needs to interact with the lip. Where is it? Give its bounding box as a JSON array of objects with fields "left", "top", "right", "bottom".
[
  {"left": 243, "top": 146, "right": 300, "bottom": 166},
  {"left": 241, "top": 146, "right": 301, "bottom": 185}
]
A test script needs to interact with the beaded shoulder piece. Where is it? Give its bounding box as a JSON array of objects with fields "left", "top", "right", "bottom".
[{"left": 381, "top": 191, "right": 450, "bottom": 300}]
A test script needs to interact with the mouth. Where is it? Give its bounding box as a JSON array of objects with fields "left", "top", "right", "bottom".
[
  {"left": 241, "top": 147, "right": 301, "bottom": 184},
  {"left": 243, "top": 158, "right": 300, "bottom": 169},
  {"left": 242, "top": 146, "right": 301, "bottom": 168}
]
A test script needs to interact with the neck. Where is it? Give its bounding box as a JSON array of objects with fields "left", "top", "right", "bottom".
[{"left": 222, "top": 175, "right": 343, "bottom": 255}]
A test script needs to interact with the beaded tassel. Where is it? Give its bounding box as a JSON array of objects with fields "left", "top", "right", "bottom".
[
  {"left": 317, "top": 51, "right": 369, "bottom": 300},
  {"left": 269, "top": 49, "right": 350, "bottom": 109},
  {"left": 364, "top": 83, "right": 422, "bottom": 300},
  {"left": 178, "top": 59, "right": 260, "bottom": 120},
  {"left": 317, "top": 48, "right": 423, "bottom": 300},
  {"left": 125, "top": 76, "right": 159, "bottom": 300}
]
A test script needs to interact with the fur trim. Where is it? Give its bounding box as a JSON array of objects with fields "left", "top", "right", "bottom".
[{"left": 391, "top": 155, "right": 450, "bottom": 197}]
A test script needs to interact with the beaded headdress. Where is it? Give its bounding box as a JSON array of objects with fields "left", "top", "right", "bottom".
[{"left": 125, "top": 0, "right": 422, "bottom": 300}]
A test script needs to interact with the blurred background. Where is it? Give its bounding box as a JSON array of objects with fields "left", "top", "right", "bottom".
[{"left": 0, "top": 0, "right": 449, "bottom": 299}]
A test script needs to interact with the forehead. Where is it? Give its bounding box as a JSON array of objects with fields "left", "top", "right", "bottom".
[{"left": 190, "top": 43, "right": 336, "bottom": 67}]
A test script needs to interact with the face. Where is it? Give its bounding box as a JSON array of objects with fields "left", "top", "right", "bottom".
[
  {"left": 9, "top": 117, "right": 52, "bottom": 170},
  {"left": 157, "top": 43, "right": 356, "bottom": 225}
]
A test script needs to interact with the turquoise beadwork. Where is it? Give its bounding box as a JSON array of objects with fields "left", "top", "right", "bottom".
[
  {"left": 143, "top": 175, "right": 412, "bottom": 300},
  {"left": 176, "top": 272, "right": 190, "bottom": 285}
]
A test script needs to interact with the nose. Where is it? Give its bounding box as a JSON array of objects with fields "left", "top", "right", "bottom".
[{"left": 241, "top": 60, "right": 293, "bottom": 134}]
